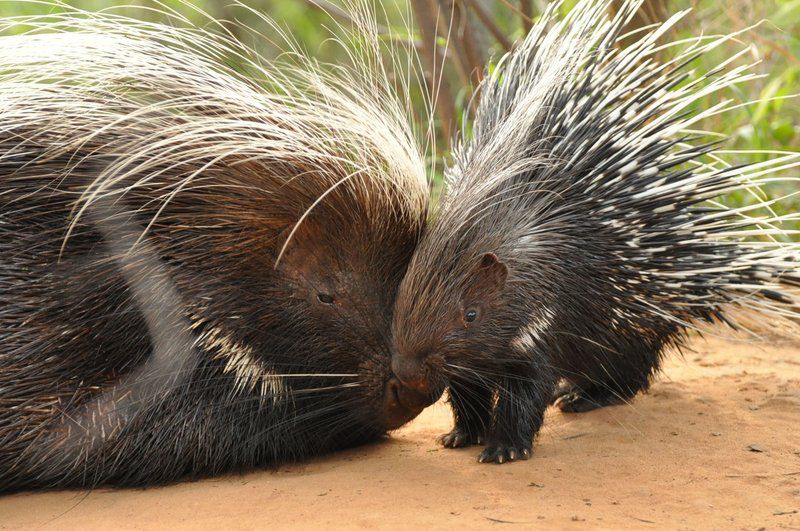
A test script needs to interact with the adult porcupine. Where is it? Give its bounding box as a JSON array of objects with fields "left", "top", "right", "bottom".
[
  {"left": 390, "top": 0, "right": 800, "bottom": 463},
  {"left": 0, "top": 3, "right": 432, "bottom": 490}
]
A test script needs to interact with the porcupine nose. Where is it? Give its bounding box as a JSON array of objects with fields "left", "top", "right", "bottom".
[
  {"left": 383, "top": 378, "right": 425, "bottom": 430},
  {"left": 390, "top": 355, "right": 430, "bottom": 395}
]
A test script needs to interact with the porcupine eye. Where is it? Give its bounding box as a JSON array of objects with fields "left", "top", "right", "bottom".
[
  {"left": 464, "top": 308, "right": 478, "bottom": 323},
  {"left": 317, "top": 293, "right": 335, "bottom": 305}
]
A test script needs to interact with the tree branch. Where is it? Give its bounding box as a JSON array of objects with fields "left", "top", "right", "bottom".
[
  {"left": 462, "top": 0, "right": 513, "bottom": 51},
  {"left": 520, "top": 0, "right": 533, "bottom": 33},
  {"left": 409, "top": 0, "right": 458, "bottom": 143}
]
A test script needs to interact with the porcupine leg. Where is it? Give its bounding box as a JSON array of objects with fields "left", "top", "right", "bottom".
[
  {"left": 439, "top": 379, "right": 492, "bottom": 448},
  {"left": 478, "top": 356, "right": 555, "bottom": 464},
  {"left": 552, "top": 343, "right": 659, "bottom": 413}
]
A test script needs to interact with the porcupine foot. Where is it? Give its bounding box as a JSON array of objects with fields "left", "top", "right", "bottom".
[
  {"left": 552, "top": 382, "right": 632, "bottom": 413},
  {"left": 439, "top": 379, "right": 491, "bottom": 449},
  {"left": 438, "top": 425, "right": 484, "bottom": 448},
  {"left": 476, "top": 360, "right": 552, "bottom": 464}
]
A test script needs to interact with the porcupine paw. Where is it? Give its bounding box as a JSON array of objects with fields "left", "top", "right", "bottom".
[
  {"left": 477, "top": 442, "right": 531, "bottom": 464},
  {"left": 550, "top": 380, "right": 576, "bottom": 405},
  {"left": 553, "top": 385, "right": 627, "bottom": 413},
  {"left": 438, "top": 426, "right": 484, "bottom": 448}
]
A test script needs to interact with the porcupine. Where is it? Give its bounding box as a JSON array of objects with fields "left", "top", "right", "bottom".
[
  {"left": 0, "top": 3, "right": 433, "bottom": 490},
  {"left": 390, "top": 0, "right": 800, "bottom": 463}
]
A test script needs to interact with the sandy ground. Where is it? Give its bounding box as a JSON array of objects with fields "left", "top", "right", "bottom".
[{"left": 1, "top": 333, "right": 799, "bottom": 530}]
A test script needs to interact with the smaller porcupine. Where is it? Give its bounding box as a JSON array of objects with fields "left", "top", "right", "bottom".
[
  {"left": 390, "top": 0, "right": 800, "bottom": 464},
  {"left": 0, "top": 3, "right": 431, "bottom": 490}
]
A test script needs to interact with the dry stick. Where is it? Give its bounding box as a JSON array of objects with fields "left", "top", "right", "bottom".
[
  {"left": 521, "top": 0, "right": 534, "bottom": 33},
  {"left": 457, "top": 4, "right": 488, "bottom": 87},
  {"left": 611, "top": 0, "right": 670, "bottom": 49},
  {"left": 496, "top": 0, "right": 534, "bottom": 24},
  {"left": 453, "top": 0, "right": 491, "bottom": 116},
  {"left": 436, "top": 0, "right": 472, "bottom": 87},
  {"left": 462, "top": 0, "right": 513, "bottom": 51},
  {"left": 612, "top": 0, "right": 669, "bottom": 26},
  {"left": 725, "top": 471, "right": 800, "bottom": 478},
  {"left": 441, "top": 0, "right": 486, "bottom": 88},
  {"left": 723, "top": 4, "right": 800, "bottom": 66},
  {"left": 409, "top": 0, "right": 457, "bottom": 144}
]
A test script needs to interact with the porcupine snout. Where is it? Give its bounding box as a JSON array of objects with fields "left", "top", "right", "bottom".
[
  {"left": 383, "top": 377, "right": 427, "bottom": 429},
  {"left": 391, "top": 352, "right": 428, "bottom": 392},
  {"left": 390, "top": 350, "right": 442, "bottom": 410}
]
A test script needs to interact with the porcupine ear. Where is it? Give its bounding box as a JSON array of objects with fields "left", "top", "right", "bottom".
[{"left": 464, "top": 253, "right": 508, "bottom": 301}]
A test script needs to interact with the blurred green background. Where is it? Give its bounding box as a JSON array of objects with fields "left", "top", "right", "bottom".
[{"left": 1, "top": 0, "right": 798, "bottom": 222}]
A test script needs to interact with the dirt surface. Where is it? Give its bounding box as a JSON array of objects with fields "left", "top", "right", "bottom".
[{"left": 2, "top": 333, "right": 799, "bottom": 529}]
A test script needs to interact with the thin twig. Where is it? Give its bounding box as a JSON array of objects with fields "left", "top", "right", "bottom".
[
  {"left": 520, "top": 0, "right": 533, "bottom": 33},
  {"left": 725, "top": 471, "right": 800, "bottom": 478},
  {"left": 442, "top": 0, "right": 485, "bottom": 87},
  {"left": 561, "top": 432, "right": 589, "bottom": 440},
  {"left": 409, "top": 0, "right": 457, "bottom": 143},
  {"left": 496, "top": 0, "right": 534, "bottom": 24},
  {"left": 462, "top": 0, "right": 513, "bottom": 51},
  {"left": 628, "top": 516, "right": 656, "bottom": 524},
  {"left": 435, "top": 1, "right": 471, "bottom": 87},
  {"left": 723, "top": 5, "right": 800, "bottom": 66}
]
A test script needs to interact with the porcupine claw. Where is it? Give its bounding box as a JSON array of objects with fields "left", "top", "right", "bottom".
[
  {"left": 438, "top": 427, "right": 484, "bottom": 448},
  {"left": 552, "top": 382, "right": 635, "bottom": 413},
  {"left": 549, "top": 380, "right": 574, "bottom": 405},
  {"left": 478, "top": 443, "right": 532, "bottom": 464}
]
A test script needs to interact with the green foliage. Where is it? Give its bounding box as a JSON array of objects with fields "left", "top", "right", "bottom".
[{"left": 671, "top": 0, "right": 800, "bottom": 229}]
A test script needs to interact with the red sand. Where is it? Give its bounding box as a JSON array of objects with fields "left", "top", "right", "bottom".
[{"left": 2, "top": 333, "right": 799, "bottom": 529}]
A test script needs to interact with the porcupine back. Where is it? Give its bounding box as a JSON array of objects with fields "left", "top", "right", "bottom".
[{"left": 0, "top": 2, "right": 429, "bottom": 490}]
